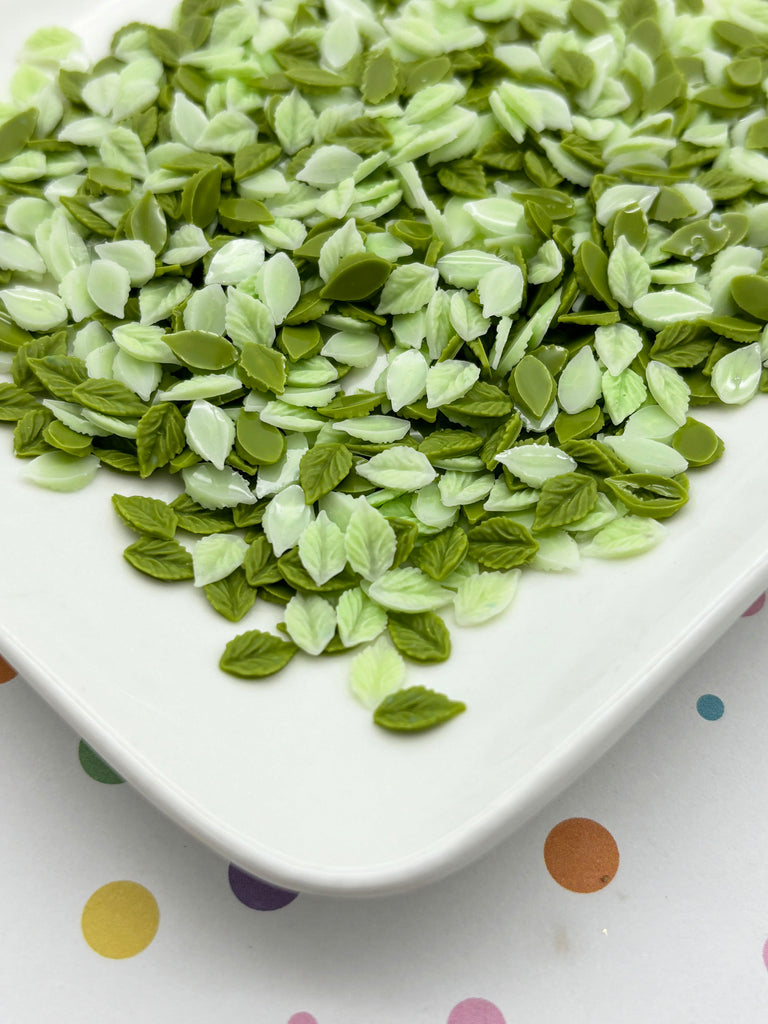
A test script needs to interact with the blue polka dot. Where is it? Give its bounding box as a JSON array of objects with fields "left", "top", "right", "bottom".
[{"left": 696, "top": 694, "right": 724, "bottom": 720}]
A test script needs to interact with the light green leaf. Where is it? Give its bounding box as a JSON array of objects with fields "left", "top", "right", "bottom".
[
  {"left": 438, "top": 470, "right": 495, "bottom": 508},
  {"left": 321, "top": 329, "right": 380, "bottom": 367},
  {"left": 284, "top": 594, "right": 337, "bottom": 655},
  {"left": 344, "top": 499, "right": 397, "bottom": 581},
  {"left": 449, "top": 290, "right": 490, "bottom": 341},
  {"left": 336, "top": 588, "right": 388, "bottom": 648},
  {"left": 139, "top": 278, "right": 193, "bottom": 326},
  {"left": 645, "top": 360, "right": 690, "bottom": 426},
  {"left": 318, "top": 219, "right": 366, "bottom": 283},
  {"left": 23, "top": 451, "right": 99, "bottom": 492},
  {"left": 95, "top": 240, "right": 155, "bottom": 287},
  {"left": 192, "top": 533, "right": 249, "bottom": 587},
  {"left": 335, "top": 415, "right": 410, "bottom": 443},
  {"left": 593, "top": 323, "right": 643, "bottom": 376},
  {"left": 99, "top": 127, "right": 149, "bottom": 179},
  {"left": 582, "top": 515, "right": 666, "bottom": 558},
  {"left": 196, "top": 110, "right": 257, "bottom": 153},
  {"left": 356, "top": 446, "right": 436, "bottom": 492},
  {"left": 0, "top": 286, "right": 67, "bottom": 331},
  {"left": 225, "top": 289, "right": 275, "bottom": 347},
  {"left": 349, "top": 635, "right": 406, "bottom": 710},
  {"left": 273, "top": 90, "right": 317, "bottom": 155},
  {"left": 163, "top": 224, "right": 210, "bottom": 266},
  {"left": 184, "top": 399, "right": 235, "bottom": 470},
  {"left": 385, "top": 348, "right": 428, "bottom": 412},
  {"left": 182, "top": 463, "right": 256, "bottom": 509},
  {"left": 298, "top": 510, "right": 347, "bottom": 586},
  {"left": 633, "top": 289, "right": 713, "bottom": 329},
  {"left": 426, "top": 359, "right": 480, "bottom": 409},
  {"left": 601, "top": 367, "right": 648, "bottom": 425},
  {"left": 260, "top": 252, "right": 300, "bottom": 324},
  {"left": 262, "top": 483, "right": 315, "bottom": 555},
  {"left": 376, "top": 263, "right": 438, "bottom": 315},
  {"left": 478, "top": 262, "right": 524, "bottom": 317},
  {"left": 607, "top": 236, "right": 651, "bottom": 307},
  {"left": 601, "top": 436, "right": 688, "bottom": 476},
  {"left": 87, "top": 259, "right": 131, "bottom": 319},
  {"left": 157, "top": 372, "right": 241, "bottom": 401},
  {"left": 495, "top": 444, "right": 576, "bottom": 487},
  {"left": 710, "top": 343, "right": 762, "bottom": 404},
  {"left": 366, "top": 567, "right": 451, "bottom": 612},
  {"left": 557, "top": 346, "right": 602, "bottom": 415},
  {"left": 530, "top": 531, "right": 581, "bottom": 572},
  {"left": 205, "top": 239, "right": 265, "bottom": 286},
  {"left": 297, "top": 145, "right": 362, "bottom": 188},
  {"left": 453, "top": 569, "right": 520, "bottom": 626}
]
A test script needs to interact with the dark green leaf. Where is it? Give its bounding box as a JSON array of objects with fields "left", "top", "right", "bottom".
[
  {"left": 277, "top": 547, "right": 358, "bottom": 592},
  {"left": 169, "top": 493, "right": 236, "bottom": 533},
  {"left": 418, "top": 429, "right": 483, "bottom": 462},
  {"left": 373, "top": 686, "right": 465, "bottom": 732},
  {"left": 318, "top": 390, "right": 385, "bottom": 419},
  {"left": 299, "top": 443, "right": 353, "bottom": 503},
  {"left": 560, "top": 438, "right": 628, "bottom": 474},
  {"left": 72, "top": 378, "right": 148, "bottom": 417},
  {"left": 0, "top": 108, "right": 37, "bottom": 163},
  {"left": 533, "top": 473, "right": 598, "bottom": 531},
  {"left": 411, "top": 525, "right": 469, "bottom": 581},
  {"left": 467, "top": 516, "right": 539, "bottom": 569},
  {"left": 387, "top": 612, "right": 451, "bottom": 663},
  {"left": 13, "top": 407, "right": 54, "bottom": 457},
  {"left": 96, "top": 448, "right": 141, "bottom": 473},
  {"left": 27, "top": 355, "right": 88, "bottom": 401},
  {"left": 123, "top": 537, "right": 194, "bottom": 580},
  {"left": 181, "top": 165, "right": 222, "bottom": 227},
  {"left": 243, "top": 533, "right": 282, "bottom": 586},
  {"left": 602, "top": 473, "right": 688, "bottom": 519},
  {"left": 136, "top": 403, "right": 186, "bottom": 477},
  {"left": 204, "top": 567, "right": 256, "bottom": 621},
  {"left": 219, "top": 629, "right": 298, "bottom": 678},
  {"left": 112, "top": 493, "right": 178, "bottom": 539},
  {"left": 443, "top": 381, "right": 513, "bottom": 419},
  {"left": 0, "top": 382, "right": 39, "bottom": 421},
  {"left": 388, "top": 517, "right": 419, "bottom": 568}
]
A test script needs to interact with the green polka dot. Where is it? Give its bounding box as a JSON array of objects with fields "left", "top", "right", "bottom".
[{"left": 78, "top": 740, "right": 124, "bottom": 785}]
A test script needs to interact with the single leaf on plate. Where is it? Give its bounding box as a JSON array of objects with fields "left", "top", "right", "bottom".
[
  {"left": 387, "top": 611, "right": 451, "bottom": 663},
  {"left": 123, "top": 536, "right": 193, "bottom": 580},
  {"left": 219, "top": 629, "right": 298, "bottom": 678},
  {"left": 112, "top": 493, "right": 178, "bottom": 539},
  {"left": 373, "top": 686, "right": 466, "bottom": 732}
]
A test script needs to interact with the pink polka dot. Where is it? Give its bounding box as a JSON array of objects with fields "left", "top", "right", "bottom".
[
  {"left": 743, "top": 593, "right": 766, "bottom": 617},
  {"left": 288, "top": 1015, "right": 317, "bottom": 1024},
  {"left": 762, "top": 937, "right": 768, "bottom": 971},
  {"left": 447, "top": 998, "right": 506, "bottom": 1024}
]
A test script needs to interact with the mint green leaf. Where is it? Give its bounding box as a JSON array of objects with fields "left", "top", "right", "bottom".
[
  {"left": 284, "top": 593, "right": 337, "bottom": 656},
  {"left": 376, "top": 263, "right": 438, "bottom": 315},
  {"left": 366, "top": 567, "right": 451, "bottom": 612},
  {"left": 297, "top": 509, "right": 347, "bottom": 585},
  {"left": 336, "top": 588, "right": 388, "bottom": 648},
  {"left": 356, "top": 446, "right": 436, "bottom": 491},
  {"left": 344, "top": 499, "right": 397, "bottom": 581},
  {"left": 192, "top": 533, "right": 249, "bottom": 587},
  {"left": 607, "top": 235, "right": 651, "bottom": 307},
  {"left": 349, "top": 635, "right": 406, "bottom": 709},
  {"left": 581, "top": 516, "right": 666, "bottom": 559},
  {"left": 453, "top": 569, "right": 520, "bottom": 626}
]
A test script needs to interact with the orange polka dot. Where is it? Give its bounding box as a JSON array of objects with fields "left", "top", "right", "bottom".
[
  {"left": 0, "top": 655, "right": 17, "bottom": 683},
  {"left": 544, "top": 817, "right": 619, "bottom": 893}
]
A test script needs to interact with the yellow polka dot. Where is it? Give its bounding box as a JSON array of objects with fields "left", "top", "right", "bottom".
[{"left": 81, "top": 881, "right": 159, "bottom": 959}]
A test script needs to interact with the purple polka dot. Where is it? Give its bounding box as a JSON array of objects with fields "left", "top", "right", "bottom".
[
  {"left": 447, "top": 998, "right": 506, "bottom": 1024},
  {"left": 228, "top": 864, "right": 299, "bottom": 911},
  {"left": 743, "top": 593, "right": 766, "bottom": 617},
  {"left": 288, "top": 1015, "right": 318, "bottom": 1024}
]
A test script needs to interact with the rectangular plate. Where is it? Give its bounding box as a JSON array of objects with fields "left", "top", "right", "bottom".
[{"left": 3, "top": 0, "right": 768, "bottom": 896}]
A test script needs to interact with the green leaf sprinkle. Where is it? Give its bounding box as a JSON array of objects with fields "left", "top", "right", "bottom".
[
  {"left": 219, "top": 629, "right": 298, "bottom": 679},
  {"left": 387, "top": 611, "right": 451, "bottom": 664},
  {"left": 373, "top": 686, "right": 466, "bottom": 733}
]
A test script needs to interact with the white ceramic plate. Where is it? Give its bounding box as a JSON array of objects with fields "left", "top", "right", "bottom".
[{"left": 2, "top": 0, "right": 768, "bottom": 897}]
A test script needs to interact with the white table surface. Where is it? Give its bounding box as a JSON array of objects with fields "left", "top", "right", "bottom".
[{"left": 2, "top": 589, "right": 767, "bottom": 1023}]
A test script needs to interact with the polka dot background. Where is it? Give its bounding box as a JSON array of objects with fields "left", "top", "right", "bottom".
[{"left": 0, "top": 590, "right": 767, "bottom": 1021}]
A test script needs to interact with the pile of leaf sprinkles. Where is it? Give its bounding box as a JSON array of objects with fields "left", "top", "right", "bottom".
[{"left": 2, "top": 0, "right": 768, "bottom": 733}]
